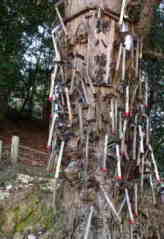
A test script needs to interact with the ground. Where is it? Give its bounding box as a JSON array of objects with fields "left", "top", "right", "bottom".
[
  {"left": 0, "top": 118, "right": 59, "bottom": 238},
  {"left": 1, "top": 119, "right": 164, "bottom": 238}
]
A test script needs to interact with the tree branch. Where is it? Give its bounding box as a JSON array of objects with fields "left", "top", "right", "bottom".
[
  {"left": 135, "top": 0, "right": 161, "bottom": 38},
  {"left": 143, "top": 50, "right": 164, "bottom": 60}
]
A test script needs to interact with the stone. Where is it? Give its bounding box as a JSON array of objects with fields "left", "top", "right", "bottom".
[
  {"left": 39, "top": 232, "right": 50, "bottom": 239},
  {"left": 0, "top": 169, "right": 56, "bottom": 238},
  {"left": 1, "top": 210, "right": 17, "bottom": 233},
  {"left": 0, "top": 191, "right": 10, "bottom": 200},
  {"left": 27, "top": 234, "right": 37, "bottom": 239},
  {"left": 13, "top": 232, "right": 24, "bottom": 239}
]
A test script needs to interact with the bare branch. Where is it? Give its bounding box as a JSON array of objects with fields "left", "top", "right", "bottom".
[{"left": 144, "top": 50, "right": 164, "bottom": 60}]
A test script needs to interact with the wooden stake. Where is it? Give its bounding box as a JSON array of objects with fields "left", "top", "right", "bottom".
[
  {"left": 53, "top": 84, "right": 60, "bottom": 101},
  {"left": 55, "top": 0, "right": 65, "bottom": 7},
  {"left": 84, "top": 130, "right": 90, "bottom": 185},
  {"left": 65, "top": 87, "right": 73, "bottom": 124},
  {"left": 55, "top": 7, "right": 67, "bottom": 35},
  {"left": 133, "top": 121, "right": 137, "bottom": 160},
  {"left": 116, "top": 144, "right": 122, "bottom": 180},
  {"left": 131, "top": 84, "right": 139, "bottom": 111},
  {"left": 102, "top": 134, "right": 108, "bottom": 171},
  {"left": 70, "top": 58, "right": 77, "bottom": 94},
  {"left": 97, "top": 7, "right": 101, "bottom": 18},
  {"left": 134, "top": 183, "right": 138, "bottom": 216},
  {"left": 47, "top": 134, "right": 57, "bottom": 170},
  {"left": 87, "top": 73, "right": 96, "bottom": 97},
  {"left": 146, "top": 117, "right": 150, "bottom": 146},
  {"left": 149, "top": 144, "right": 160, "bottom": 182},
  {"left": 124, "top": 143, "right": 129, "bottom": 160},
  {"left": 115, "top": 99, "right": 118, "bottom": 131},
  {"left": 122, "top": 47, "right": 126, "bottom": 82},
  {"left": 53, "top": 141, "right": 65, "bottom": 208},
  {"left": 125, "top": 86, "right": 129, "bottom": 116},
  {"left": 101, "top": 186, "right": 121, "bottom": 223},
  {"left": 149, "top": 174, "right": 156, "bottom": 205},
  {"left": 135, "top": 39, "right": 139, "bottom": 78},
  {"left": 118, "top": 196, "right": 126, "bottom": 215},
  {"left": 78, "top": 104, "right": 84, "bottom": 140},
  {"left": 140, "top": 154, "right": 145, "bottom": 193},
  {"left": 112, "top": 230, "right": 116, "bottom": 239},
  {"left": 84, "top": 206, "right": 94, "bottom": 239},
  {"left": 80, "top": 78, "right": 89, "bottom": 104},
  {"left": 119, "top": 0, "right": 128, "bottom": 26},
  {"left": 47, "top": 154, "right": 54, "bottom": 172},
  {"left": 119, "top": 112, "right": 123, "bottom": 139},
  {"left": 138, "top": 125, "right": 144, "bottom": 154},
  {"left": 50, "top": 101, "right": 54, "bottom": 119},
  {"left": 145, "top": 80, "right": 148, "bottom": 108},
  {"left": 11, "top": 136, "right": 20, "bottom": 164},
  {"left": 123, "top": 119, "right": 127, "bottom": 135},
  {"left": 111, "top": 98, "right": 115, "bottom": 133},
  {"left": 59, "top": 64, "right": 65, "bottom": 83},
  {"left": 139, "top": 38, "right": 143, "bottom": 59},
  {"left": 137, "top": 148, "right": 141, "bottom": 166},
  {"left": 130, "top": 224, "right": 134, "bottom": 239},
  {"left": 49, "top": 66, "right": 58, "bottom": 101},
  {"left": 142, "top": 113, "right": 150, "bottom": 146},
  {"left": 52, "top": 31, "right": 61, "bottom": 59},
  {"left": 125, "top": 188, "right": 135, "bottom": 224},
  {"left": 85, "top": 131, "right": 89, "bottom": 162},
  {"left": 121, "top": 119, "right": 127, "bottom": 154},
  {"left": 131, "top": 41, "right": 135, "bottom": 69},
  {"left": 116, "top": 43, "right": 123, "bottom": 71},
  {"left": 156, "top": 230, "right": 161, "bottom": 239},
  {"left": 104, "top": 20, "right": 115, "bottom": 84},
  {"left": 70, "top": 73, "right": 75, "bottom": 95},
  {"left": 47, "top": 114, "right": 57, "bottom": 149},
  {"left": 86, "top": 37, "right": 96, "bottom": 95},
  {"left": 49, "top": 33, "right": 61, "bottom": 101}
]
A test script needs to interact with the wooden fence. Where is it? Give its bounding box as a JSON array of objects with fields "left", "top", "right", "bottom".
[{"left": 0, "top": 136, "right": 49, "bottom": 167}]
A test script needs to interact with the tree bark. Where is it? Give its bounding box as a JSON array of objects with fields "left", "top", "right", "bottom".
[
  {"left": 65, "top": 0, "right": 122, "bottom": 16},
  {"left": 49, "top": 1, "right": 161, "bottom": 238}
]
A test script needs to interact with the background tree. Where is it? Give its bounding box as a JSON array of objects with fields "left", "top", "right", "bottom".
[
  {"left": 147, "top": 5, "right": 164, "bottom": 171},
  {"left": 0, "top": 0, "right": 55, "bottom": 119}
]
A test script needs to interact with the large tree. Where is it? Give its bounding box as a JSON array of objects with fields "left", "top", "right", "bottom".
[
  {"left": 0, "top": 0, "right": 54, "bottom": 119},
  {"left": 48, "top": 1, "right": 163, "bottom": 238}
]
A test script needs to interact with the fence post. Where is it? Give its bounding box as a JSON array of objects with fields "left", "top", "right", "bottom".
[
  {"left": 11, "top": 136, "right": 20, "bottom": 164},
  {"left": 0, "top": 140, "right": 2, "bottom": 160}
]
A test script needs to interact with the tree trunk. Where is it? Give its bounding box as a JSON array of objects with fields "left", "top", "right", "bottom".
[
  {"left": 64, "top": 0, "right": 122, "bottom": 16},
  {"left": 48, "top": 1, "right": 161, "bottom": 238},
  {"left": 0, "top": 88, "right": 10, "bottom": 119}
]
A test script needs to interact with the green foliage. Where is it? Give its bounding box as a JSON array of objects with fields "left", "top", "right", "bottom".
[
  {"left": 0, "top": 0, "right": 55, "bottom": 117},
  {"left": 0, "top": 191, "right": 54, "bottom": 236},
  {"left": 145, "top": 5, "right": 164, "bottom": 171},
  {"left": 150, "top": 5, "right": 164, "bottom": 52}
]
